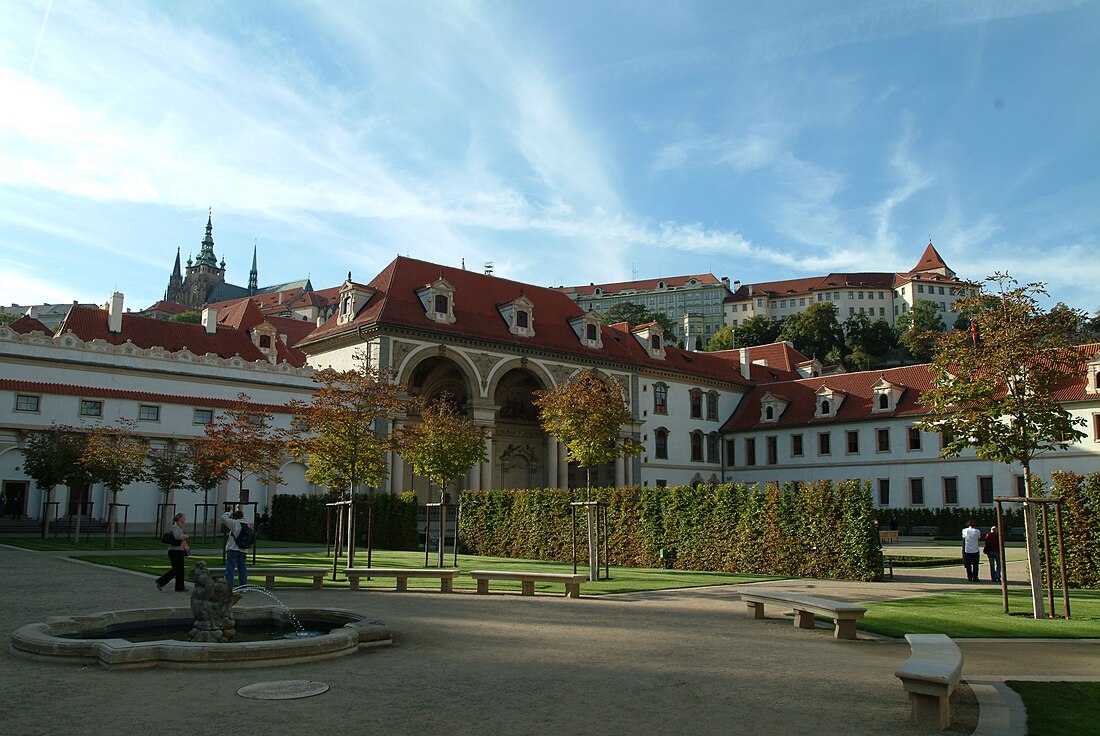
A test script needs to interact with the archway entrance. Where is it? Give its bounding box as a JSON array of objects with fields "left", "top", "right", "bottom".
[
  {"left": 493, "top": 368, "right": 548, "bottom": 489},
  {"left": 404, "top": 356, "right": 474, "bottom": 500}
]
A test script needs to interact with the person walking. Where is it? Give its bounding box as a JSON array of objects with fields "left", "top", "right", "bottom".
[
  {"left": 984, "top": 525, "right": 1002, "bottom": 583},
  {"left": 962, "top": 519, "right": 981, "bottom": 582},
  {"left": 155, "top": 513, "right": 190, "bottom": 592},
  {"left": 221, "top": 508, "right": 249, "bottom": 589}
]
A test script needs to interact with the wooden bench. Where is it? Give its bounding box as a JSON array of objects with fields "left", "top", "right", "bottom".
[
  {"left": 879, "top": 530, "right": 900, "bottom": 544},
  {"left": 911, "top": 525, "right": 939, "bottom": 537},
  {"left": 208, "top": 566, "right": 329, "bottom": 590},
  {"left": 738, "top": 590, "right": 867, "bottom": 640},
  {"left": 895, "top": 633, "right": 963, "bottom": 731},
  {"left": 344, "top": 568, "right": 460, "bottom": 592},
  {"left": 468, "top": 570, "right": 587, "bottom": 598}
]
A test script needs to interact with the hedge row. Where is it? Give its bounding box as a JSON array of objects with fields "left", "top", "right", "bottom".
[
  {"left": 1048, "top": 472, "right": 1100, "bottom": 588},
  {"left": 458, "top": 481, "right": 883, "bottom": 581},
  {"left": 874, "top": 506, "right": 1027, "bottom": 538},
  {"left": 270, "top": 492, "right": 419, "bottom": 550}
]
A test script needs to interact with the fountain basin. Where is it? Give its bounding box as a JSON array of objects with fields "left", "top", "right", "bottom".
[{"left": 11, "top": 605, "right": 391, "bottom": 669}]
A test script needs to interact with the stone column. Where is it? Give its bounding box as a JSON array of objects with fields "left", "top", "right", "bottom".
[
  {"left": 614, "top": 454, "right": 625, "bottom": 489},
  {"left": 547, "top": 436, "right": 558, "bottom": 489}
]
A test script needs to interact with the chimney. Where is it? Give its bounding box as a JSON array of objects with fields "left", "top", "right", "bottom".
[
  {"left": 316, "top": 316, "right": 324, "bottom": 327},
  {"left": 107, "top": 292, "right": 124, "bottom": 333},
  {"left": 739, "top": 347, "right": 751, "bottom": 380},
  {"left": 201, "top": 307, "right": 217, "bottom": 335}
]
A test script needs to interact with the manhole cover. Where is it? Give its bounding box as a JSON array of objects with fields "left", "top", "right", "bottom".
[{"left": 237, "top": 680, "right": 330, "bottom": 700}]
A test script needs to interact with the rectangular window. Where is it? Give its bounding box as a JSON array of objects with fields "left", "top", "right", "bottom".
[
  {"left": 818, "top": 432, "right": 831, "bottom": 456},
  {"left": 908, "top": 427, "right": 922, "bottom": 451},
  {"left": 917, "top": 284, "right": 925, "bottom": 293},
  {"left": 766, "top": 436, "right": 778, "bottom": 465},
  {"left": 690, "top": 391, "right": 702, "bottom": 419},
  {"left": 799, "top": 298, "right": 806, "bottom": 306},
  {"left": 745, "top": 438, "right": 756, "bottom": 466},
  {"left": 655, "top": 480, "right": 667, "bottom": 488},
  {"left": 878, "top": 479, "right": 890, "bottom": 506},
  {"left": 848, "top": 291, "right": 854, "bottom": 299},
  {"left": 516, "top": 310, "right": 528, "bottom": 328},
  {"left": 1094, "top": 414, "right": 1100, "bottom": 441},
  {"left": 706, "top": 434, "right": 718, "bottom": 464},
  {"left": 1015, "top": 475, "right": 1027, "bottom": 497},
  {"left": 876, "top": 428, "right": 890, "bottom": 452},
  {"left": 909, "top": 478, "right": 925, "bottom": 505},
  {"left": 879, "top": 308, "right": 885, "bottom": 316},
  {"left": 979, "top": 476, "right": 994, "bottom": 504},
  {"left": 939, "top": 287, "right": 945, "bottom": 295},
  {"left": 725, "top": 440, "right": 735, "bottom": 466},
  {"left": 791, "top": 434, "right": 804, "bottom": 457},
  {"left": 193, "top": 408, "right": 213, "bottom": 425},
  {"left": 138, "top": 405, "right": 160, "bottom": 422},
  {"left": 846, "top": 430, "right": 859, "bottom": 454},
  {"left": 79, "top": 399, "right": 102, "bottom": 417},
  {"left": 943, "top": 477, "right": 958, "bottom": 505},
  {"left": 849, "top": 307, "right": 855, "bottom": 316},
  {"left": 706, "top": 393, "right": 718, "bottom": 421},
  {"left": 858, "top": 291, "right": 864, "bottom": 299},
  {"left": 15, "top": 394, "right": 40, "bottom": 413},
  {"left": 434, "top": 294, "right": 449, "bottom": 314}
]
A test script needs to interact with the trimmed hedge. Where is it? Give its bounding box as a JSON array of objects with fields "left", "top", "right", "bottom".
[
  {"left": 1048, "top": 472, "right": 1100, "bottom": 589},
  {"left": 270, "top": 492, "right": 419, "bottom": 550},
  {"left": 459, "top": 481, "right": 883, "bottom": 581},
  {"left": 874, "top": 506, "right": 1026, "bottom": 538}
]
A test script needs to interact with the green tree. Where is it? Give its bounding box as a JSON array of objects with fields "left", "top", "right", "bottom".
[
  {"left": 916, "top": 274, "right": 1088, "bottom": 619},
  {"left": 734, "top": 315, "right": 783, "bottom": 348},
  {"left": 80, "top": 420, "right": 149, "bottom": 548},
  {"left": 780, "top": 302, "right": 845, "bottom": 360},
  {"left": 393, "top": 395, "right": 487, "bottom": 502},
  {"left": 169, "top": 311, "right": 202, "bottom": 324},
  {"left": 203, "top": 393, "right": 288, "bottom": 503},
  {"left": 0, "top": 312, "right": 16, "bottom": 326},
  {"left": 185, "top": 439, "right": 229, "bottom": 536},
  {"left": 288, "top": 358, "right": 403, "bottom": 497},
  {"left": 843, "top": 313, "right": 897, "bottom": 370},
  {"left": 146, "top": 440, "right": 194, "bottom": 530},
  {"left": 18, "top": 424, "right": 90, "bottom": 539},
  {"left": 705, "top": 325, "right": 734, "bottom": 351},
  {"left": 603, "top": 301, "right": 676, "bottom": 335},
  {"left": 896, "top": 299, "right": 946, "bottom": 362}
]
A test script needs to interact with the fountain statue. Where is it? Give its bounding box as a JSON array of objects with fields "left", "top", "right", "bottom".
[{"left": 188, "top": 560, "right": 243, "bottom": 642}]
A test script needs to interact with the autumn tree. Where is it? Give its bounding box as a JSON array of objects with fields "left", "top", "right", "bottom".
[
  {"left": 203, "top": 393, "right": 288, "bottom": 504},
  {"left": 896, "top": 299, "right": 946, "bottom": 362},
  {"left": 534, "top": 368, "right": 642, "bottom": 496},
  {"left": 146, "top": 440, "right": 194, "bottom": 530},
  {"left": 288, "top": 360, "right": 404, "bottom": 497},
  {"left": 393, "top": 395, "right": 486, "bottom": 502},
  {"left": 80, "top": 420, "right": 149, "bottom": 548},
  {"left": 19, "top": 424, "right": 90, "bottom": 539},
  {"left": 917, "top": 274, "right": 1088, "bottom": 619},
  {"left": 185, "top": 439, "right": 229, "bottom": 537}
]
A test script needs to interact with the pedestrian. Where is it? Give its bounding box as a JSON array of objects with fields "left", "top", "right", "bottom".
[
  {"left": 962, "top": 519, "right": 981, "bottom": 582},
  {"left": 984, "top": 525, "right": 1002, "bottom": 583},
  {"left": 889, "top": 517, "right": 898, "bottom": 532},
  {"left": 155, "top": 513, "right": 190, "bottom": 592},
  {"left": 221, "top": 508, "right": 249, "bottom": 589}
]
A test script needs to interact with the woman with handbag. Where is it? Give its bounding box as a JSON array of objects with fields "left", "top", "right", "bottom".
[{"left": 156, "top": 512, "right": 190, "bottom": 592}]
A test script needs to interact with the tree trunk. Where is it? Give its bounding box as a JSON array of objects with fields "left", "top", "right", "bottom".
[
  {"left": 1021, "top": 464, "right": 1047, "bottom": 620},
  {"left": 585, "top": 466, "right": 597, "bottom": 581},
  {"left": 72, "top": 488, "right": 83, "bottom": 543},
  {"left": 107, "top": 489, "right": 117, "bottom": 549},
  {"left": 40, "top": 486, "right": 53, "bottom": 539}
]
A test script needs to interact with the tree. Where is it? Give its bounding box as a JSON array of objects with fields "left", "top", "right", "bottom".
[
  {"left": 170, "top": 311, "right": 202, "bottom": 324},
  {"left": 780, "top": 302, "right": 845, "bottom": 360},
  {"left": 916, "top": 274, "right": 1088, "bottom": 619},
  {"left": 705, "top": 325, "right": 734, "bottom": 352},
  {"left": 896, "top": 300, "right": 946, "bottom": 362},
  {"left": 844, "top": 313, "right": 897, "bottom": 370},
  {"left": 146, "top": 440, "right": 194, "bottom": 529},
  {"left": 203, "top": 393, "right": 288, "bottom": 504},
  {"left": 734, "top": 315, "right": 783, "bottom": 348},
  {"left": 534, "top": 368, "right": 642, "bottom": 495},
  {"left": 185, "top": 439, "right": 229, "bottom": 537},
  {"left": 288, "top": 359, "right": 404, "bottom": 497},
  {"left": 19, "top": 424, "right": 90, "bottom": 539},
  {"left": 0, "top": 312, "right": 16, "bottom": 326},
  {"left": 393, "top": 395, "right": 487, "bottom": 502},
  {"left": 80, "top": 420, "right": 149, "bottom": 548},
  {"left": 602, "top": 302, "right": 676, "bottom": 335}
]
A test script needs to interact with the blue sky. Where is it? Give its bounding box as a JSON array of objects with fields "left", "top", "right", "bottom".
[{"left": 1, "top": 0, "right": 1097, "bottom": 313}]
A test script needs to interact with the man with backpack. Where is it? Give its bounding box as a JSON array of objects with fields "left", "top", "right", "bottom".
[{"left": 221, "top": 508, "right": 253, "bottom": 588}]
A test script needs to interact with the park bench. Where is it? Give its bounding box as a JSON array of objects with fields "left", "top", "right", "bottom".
[
  {"left": 344, "top": 568, "right": 460, "bottom": 592},
  {"left": 878, "top": 530, "right": 900, "bottom": 544},
  {"left": 468, "top": 570, "right": 587, "bottom": 598},
  {"left": 894, "top": 633, "right": 963, "bottom": 731},
  {"left": 737, "top": 590, "right": 867, "bottom": 640},
  {"left": 911, "top": 526, "right": 939, "bottom": 537},
  {"left": 208, "top": 566, "right": 329, "bottom": 590}
]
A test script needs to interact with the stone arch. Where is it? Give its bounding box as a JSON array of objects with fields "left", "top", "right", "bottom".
[
  {"left": 492, "top": 366, "right": 550, "bottom": 489},
  {"left": 484, "top": 358, "right": 554, "bottom": 401},
  {"left": 401, "top": 351, "right": 477, "bottom": 409}
]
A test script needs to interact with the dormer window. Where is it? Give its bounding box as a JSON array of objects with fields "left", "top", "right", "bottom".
[
  {"left": 632, "top": 322, "right": 666, "bottom": 360},
  {"left": 586, "top": 324, "right": 597, "bottom": 341},
  {"left": 1087, "top": 352, "right": 1100, "bottom": 395},
  {"left": 516, "top": 310, "right": 528, "bottom": 328},
  {"left": 336, "top": 277, "right": 375, "bottom": 325},
  {"left": 417, "top": 277, "right": 457, "bottom": 325},
  {"left": 871, "top": 377, "right": 904, "bottom": 412},
  {"left": 814, "top": 385, "right": 844, "bottom": 418},
  {"left": 820, "top": 400, "right": 830, "bottom": 414},
  {"left": 569, "top": 310, "right": 603, "bottom": 349},
  {"left": 878, "top": 394, "right": 889, "bottom": 410},
  {"left": 651, "top": 335, "right": 661, "bottom": 350},
  {"left": 498, "top": 294, "right": 535, "bottom": 337},
  {"left": 766, "top": 406, "right": 775, "bottom": 420},
  {"left": 758, "top": 391, "right": 789, "bottom": 423}
]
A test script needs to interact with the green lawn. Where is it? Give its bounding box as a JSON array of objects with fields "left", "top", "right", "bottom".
[
  {"left": 73, "top": 549, "right": 778, "bottom": 594},
  {"left": 1, "top": 536, "right": 322, "bottom": 552},
  {"left": 1006, "top": 681, "right": 1100, "bottom": 736},
  {"left": 859, "top": 589, "right": 1100, "bottom": 638}
]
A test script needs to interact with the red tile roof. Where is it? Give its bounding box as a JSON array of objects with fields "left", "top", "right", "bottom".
[
  {"left": 727, "top": 273, "right": 895, "bottom": 301},
  {"left": 564, "top": 273, "right": 722, "bottom": 298},
  {"left": 8, "top": 315, "right": 53, "bottom": 335},
  {"left": 0, "top": 379, "right": 298, "bottom": 414},
  {"left": 55, "top": 306, "right": 304, "bottom": 366},
  {"left": 912, "top": 241, "right": 949, "bottom": 273},
  {"left": 141, "top": 300, "right": 192, "bottom": 316},
  {"left": 301, "top": 257, "right": 753, "bottom": 387}
]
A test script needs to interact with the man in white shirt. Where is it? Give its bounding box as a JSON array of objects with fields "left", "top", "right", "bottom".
[{"left": 962, "top": 519, "right": 981, "bottom": 582}]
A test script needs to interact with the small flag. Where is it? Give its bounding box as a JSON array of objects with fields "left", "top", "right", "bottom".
[{"left": 970, "top": 319, "right": 979, "bottom": 347}]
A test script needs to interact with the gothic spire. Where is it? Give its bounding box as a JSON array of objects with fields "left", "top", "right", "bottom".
[
  {"left": 248, "top": 240, "right": 258, "bottom": 294},
  {"left": 171, "top": 246, "right": 182, "bottom": 278},
  {"left": 194, "top": 208, "right": 219, "bottom": 268}
]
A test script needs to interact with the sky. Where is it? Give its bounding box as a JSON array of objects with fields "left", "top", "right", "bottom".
[{"left": 1, "top": 0, "right": 1098, "bottom": 313}]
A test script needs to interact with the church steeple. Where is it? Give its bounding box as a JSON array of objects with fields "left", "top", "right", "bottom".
[
  {"left": 171, "top": 246, "right": 182, "bottom": 278},
  {"left": 194, "top": 208, "right": 219, "bottom": 268},
  {"left": 165, "top": 246, "right": 185, "bottom": 302},
  {"left": 248, "top": 241, "right": 258, "bottom": 294}
]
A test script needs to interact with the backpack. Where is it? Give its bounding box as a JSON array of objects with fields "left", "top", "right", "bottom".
[
  {"left": 234, "top": 523, "right": 254, "bottom": 549},
  {"left": 161, "top": 531, "right": 175, "bottom": 544}
]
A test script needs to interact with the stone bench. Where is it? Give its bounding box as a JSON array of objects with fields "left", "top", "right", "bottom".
[
  {"left": 344, "top": 568, "right": 460, "bottom": 592},
  {"left": 895, "top": 633, "right": 963, "bottom": 731},
  {"left": 879, "top": 530, "right": 900, "bottom": 544},
  {"left": 738, "top": 590, "right": 867, "bottom": 640},
  {"left": 911, "top": 526, "right": 939, "bottom": 537},
  {"left": 208, "top": 566, "right": 329, "bottom": 590},
  {"left": 468, "top": 570, "right": 587, "bottom": 598}
]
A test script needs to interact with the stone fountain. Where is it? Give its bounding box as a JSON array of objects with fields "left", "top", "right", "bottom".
[{"left": 187, "top": 560, "right": 243, "bottom": 643}]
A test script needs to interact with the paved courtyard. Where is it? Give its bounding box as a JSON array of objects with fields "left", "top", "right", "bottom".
[{"left": 2, "top": 544, "right": 1096, "bottom": 736}]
